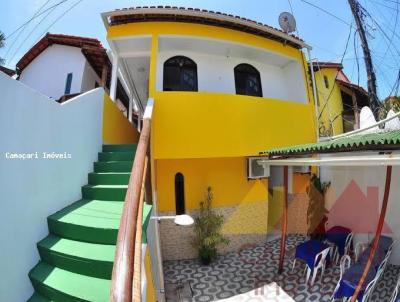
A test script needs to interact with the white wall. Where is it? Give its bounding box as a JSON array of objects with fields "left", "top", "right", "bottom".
[
  {"left": 0, "top": 72, "right": 104, "bottom": 301},
  {"left": 156, "top": 50, "right": 307, "bottom": 103},
  {"left": 320, "top": 155, "right": 400, "bottom": 264},
  {"left": 81, "top": 61, "right": 98, "bottom": 92},
  {"left": 19, "top": 44, "right": 87, "bottom": 99}
]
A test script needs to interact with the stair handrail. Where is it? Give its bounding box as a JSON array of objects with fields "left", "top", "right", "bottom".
[{"left": 110, "top": 98, "right": 154, "bottom": 302}]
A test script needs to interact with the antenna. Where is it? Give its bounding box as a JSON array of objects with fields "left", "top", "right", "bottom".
[{"left": 279, "top": 12, "right": 297, "bottom": 34}]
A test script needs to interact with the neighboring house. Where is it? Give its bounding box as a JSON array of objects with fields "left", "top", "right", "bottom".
[
  {"left": 16, "top": 33, "right": 134, "bottom": 123},
  {"left": 0, "top": 65, "right": 16, "bottom": 77},
  {"left": 312, "top": 62, "right": 369, "bottom": 136},
  {"left": 17, "top": 33, "right": 108, "bottom": 100}
]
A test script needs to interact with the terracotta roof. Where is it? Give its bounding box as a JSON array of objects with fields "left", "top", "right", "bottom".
[
  {"left": 102, "top": 6, "right": 309, "bottom": 49},
  {"left": 16, "top": 33, "right": 109, "bottom": 79},
  {"left": 309, "top": 61, "right": 343, "bottom": 72},
  {"left": 0, "top": 65, "right": 16, "bottom": 76}
]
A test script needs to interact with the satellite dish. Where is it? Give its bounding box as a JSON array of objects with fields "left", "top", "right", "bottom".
[{"left": 279, "top": 12, "right": 297, "bottom": 34}]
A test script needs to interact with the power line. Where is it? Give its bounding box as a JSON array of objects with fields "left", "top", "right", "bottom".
[
  {"left": 3, "top": 0, "right": 53, "bottom": 59},
  {"left": 5, "top": 0, "right": 68, "bottom": 39},
  {"left": 7, "top": 4, "right": 60, "bottom": 65},
  {"left": 30, "top": 0, "right": 84, "bottom": 47},
  {"left": 318, "top": 25, "right": 353, "bottom": 120},
  {"left": 300, "top": 0, "right": 355, "bottom": 28}
]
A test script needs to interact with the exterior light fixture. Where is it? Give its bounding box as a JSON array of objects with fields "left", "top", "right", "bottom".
[{"left": 151, "top": 214, "right": 194, "bottom": 226}]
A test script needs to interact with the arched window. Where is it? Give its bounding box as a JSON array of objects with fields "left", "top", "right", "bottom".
[
  {"left": 234, "top": 63, "right": 263, "bottom": 97},
  {"left": 163, "top": 56, "right": 198, "bottom": 91},
  {"left": 175, "top": 173, "right": 185, "bottom": 215}
]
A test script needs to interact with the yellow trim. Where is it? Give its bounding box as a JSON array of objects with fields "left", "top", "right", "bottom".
[{"left": 102, "top": 93, "right": 140, "bottom": 144}]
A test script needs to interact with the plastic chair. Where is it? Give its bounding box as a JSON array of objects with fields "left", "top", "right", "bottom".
[
  {"left": 344, "top": 232, "right": 354, "bottom": 256},
  {"left": 355, "top": 242, "right": 368, "bottom": 262},
  {"left": 331, "top": 255, "right": 351, "bottom": 301},
  {"left": 305, "top": 247, "right": 331, "bottom": 286}
]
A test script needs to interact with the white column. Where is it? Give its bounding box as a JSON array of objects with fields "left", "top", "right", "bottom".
[
  {"left": 128, "top": 96, "right": 133, "bottom": 123},
  {"left": 110, "top": 54, "right": 119, "bottom": 101}
]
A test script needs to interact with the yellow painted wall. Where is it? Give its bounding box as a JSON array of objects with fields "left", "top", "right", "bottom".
[
  {"left": 107, "top": 21, "right": 316, "bottom": 157},
  {"left": 152, "top": 92, "right": 316, "bottom": 159},
  {"left": 144, "top": 247, "right": 156, "bottom": 302},
  {"left": 156, "top": 157, "right": 268, "bottom": 212},
  {"left": 102, "top": 93, "right": 140, "bottom": 144},
  {"left": 315, "top": 68, "right": 344, "bottom": 136}
]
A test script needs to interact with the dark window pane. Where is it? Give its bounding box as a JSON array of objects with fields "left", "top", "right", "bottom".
[
  {"left": 163, "top": 56, "right": 198, "bottom": 91},
  {"left": 175, "top": 173, "right": 185, "bottom": 215},
  {"left": 234, "top": 64, "right": 262, "bottom": 97},
  {"left": 64, "top": 73, "right": 73, "bottom": 94}
]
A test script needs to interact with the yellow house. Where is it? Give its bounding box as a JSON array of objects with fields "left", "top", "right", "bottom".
[
  {"left": 102, "top": 6, "right": 317, "bottom": 263},
  {"left": 312, "top": 62, "right": 369, "bottom": 136}
]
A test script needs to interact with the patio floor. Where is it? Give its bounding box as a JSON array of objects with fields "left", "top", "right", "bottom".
[{"left": 163, "top": 235, "right": 400, "bottom": 301}]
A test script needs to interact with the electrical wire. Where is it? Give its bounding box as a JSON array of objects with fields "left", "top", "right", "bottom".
[
  {"left": 7, "top": 4, "right": 60, "bottom": 64},
  {"left": 318, "top": 25, "right": 353, "bottom": 120},
  {"left": 5, "top": 0, "right": 68, "bottom": 39},
  {"left": 3, "top": 0, "right": 54, "bottom": 59}
]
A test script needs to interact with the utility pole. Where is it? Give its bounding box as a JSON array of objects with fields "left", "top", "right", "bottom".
[{"left": 348, "top": 0, "right": 381, "bottom": 119}]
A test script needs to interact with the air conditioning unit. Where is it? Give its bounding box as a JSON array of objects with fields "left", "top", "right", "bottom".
[
  {"left": 292, "top": 166, "right": 311, "bottom": 174},
  {"left": 247, "top": 157, "right": 270, "bottom": 179}
]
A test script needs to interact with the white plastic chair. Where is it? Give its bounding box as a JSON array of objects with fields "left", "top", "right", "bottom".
[
  {"left": 355, "top": 242, "right": 368, "bottom": 262},
  {"left": 331, "top": 255, "right": 351, "bottom": 301},
  {"left": 305, "top": 247, "right": 331, "bottom": 286},
  {"left": 344, "top": 232, "right": 354, "bottom": 256}
]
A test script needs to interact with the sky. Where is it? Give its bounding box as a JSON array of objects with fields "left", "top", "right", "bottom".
[{"left": 0, "top": 0, "right": 399, "bottom": 99}]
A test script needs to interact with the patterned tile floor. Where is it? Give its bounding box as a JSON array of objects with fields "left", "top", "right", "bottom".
[{"left": 163, "top": 235, "right": 400, "bottom": 301}]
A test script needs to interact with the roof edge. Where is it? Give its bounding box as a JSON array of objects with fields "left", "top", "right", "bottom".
[{"left": 102, "top": 7, "right": 311, "bottom": 50}]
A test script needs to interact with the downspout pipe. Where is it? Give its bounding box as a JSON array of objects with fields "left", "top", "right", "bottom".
[{"left": 307, "top": 48, "right": 320, "bottom": 142}]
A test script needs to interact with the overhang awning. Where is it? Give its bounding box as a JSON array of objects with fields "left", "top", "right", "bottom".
[{"left": 260, "top": 130, "right": 400, "bottom": 157}]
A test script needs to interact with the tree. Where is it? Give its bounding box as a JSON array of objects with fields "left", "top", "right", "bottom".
[{"left": 0, "top": 31, "right": 5, "bottom": 66}]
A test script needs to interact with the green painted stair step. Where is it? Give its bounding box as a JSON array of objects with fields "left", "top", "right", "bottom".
[
  {"left": 29, "top": 262, "right": 110, "bottom": 302},
  {"left": 47, "top": 199, "right": 123, "bottom": 244},
  {"left": 102, "top": 144, "right": 137, "bottom": 152},
  {"left": 94, "top": 161, "right": 133, "bottom": 173},
  {"left": 81, "top": 184, "right": 128, "bottom": 201},
  {"left": 88, "top": 172, "right": 130, "bottom": 185},
  {"left": 98, "top": 151, "right": 134, "bottom": 162},
  {"left": 37, "top": 235, "right": 115, "bottom": 279}
]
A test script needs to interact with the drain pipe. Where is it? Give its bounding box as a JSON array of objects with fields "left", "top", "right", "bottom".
[{"left": 307, "top": 48, "right": 320, "bottom": 142}]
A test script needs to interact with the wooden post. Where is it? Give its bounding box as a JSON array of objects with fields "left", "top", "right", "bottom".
[
  {"left": 101, "top": 63, "right": 108, "bottom": 91},
  {"left": 352, "top": 91, "right": 360, "bottom": 130},
  {"left": 348, "top": 0, "right": 380, "bottom": 118},
  {"left": 350, "top": 165, "right": 392, "bottom": 302},
  {"left": 278, "top": 166, "right": 289, "bottom": 274}
]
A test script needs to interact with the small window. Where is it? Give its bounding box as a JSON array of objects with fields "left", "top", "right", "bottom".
[
  {"left": 324, "top": 75, "right": 329, "bottom": 89},
  {"left": 234, "top": 63, "right": 263, "bottom": 97},
  {"left": 64, "top": 73, "right": 73, "bottom": 94},
  {"left": 175, "top": 173, "right": 185, "bottom": 215},
  {"left": 163, "top": 56, "right": 198, "bottom": 91}
]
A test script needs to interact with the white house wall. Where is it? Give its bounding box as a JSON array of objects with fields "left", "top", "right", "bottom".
[
  {"left": 320, "top": 157, "right": 400, "bottom": 265},
  {"left": 0, "top": 73, "right": 104, "bottom": 301},
  {"left": 156, "top": 50, "right": 307, "bottom": 103},
  {"left": 81, "top": 60, "right": 98, "bottom": 92},
  {"left": 19, "top": 44, "right": 87, "bottom": 99}
]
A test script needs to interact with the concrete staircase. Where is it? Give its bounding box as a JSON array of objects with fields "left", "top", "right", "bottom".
[{"left": 27, "top": 144, "right": 150, "bottom": 302}]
